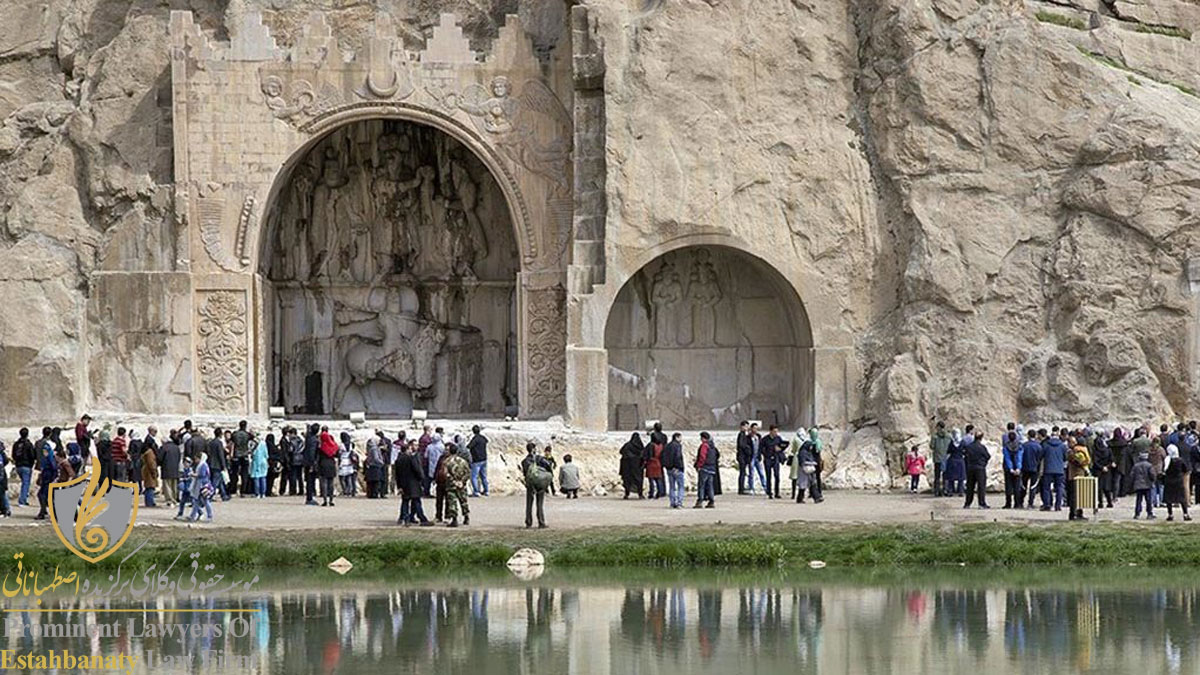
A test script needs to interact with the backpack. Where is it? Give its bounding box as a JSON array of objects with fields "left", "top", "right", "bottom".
[{"left": 526, "top": 460, "right": 552, "bottom": 490}]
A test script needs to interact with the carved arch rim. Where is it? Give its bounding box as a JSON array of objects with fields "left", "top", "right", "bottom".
[
  {"left": 255, "top": 100, "right": 537, "bottom": 273},
  {"left": 597, "top": 233, "right": 818, "bottom": 349}
]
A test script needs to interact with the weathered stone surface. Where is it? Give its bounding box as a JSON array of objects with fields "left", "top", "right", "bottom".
[{"left": 1, "top": 0, "right": 1199, "bottom": 492}]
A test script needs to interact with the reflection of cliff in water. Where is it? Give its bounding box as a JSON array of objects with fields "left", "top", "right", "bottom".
[
  {"left": 8, "top": 585, "right": 1200, "bottom": 674},
  {"left": 266, "top": 119, "right": 519, "bottom": 417}
]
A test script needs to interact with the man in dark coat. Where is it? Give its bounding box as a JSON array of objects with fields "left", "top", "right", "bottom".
[
  {"left": 762, "top": 425, "right": 788, "bottom": 500},
  {"left": 1040, "top": 431, "right": 1068, "bottom": 511},
  {"left": 467, "top": 425, "right": 489, "bottom": 497},
  {"left": 963, "top": 430, "right": 991, "bottom": 509},
  {"left": 159, "top": 431, "right": 182, "bottom": 507},
  {"left": 11, "top": 428, "right": 35, "bottom": 507},
  {"left": 303, "top": 423, "right": 320, "bottom": 506},
  {"left": 735, "top": 421, "right": 752, "bottom": 495},
  {"left": 396, "top": 441, "right": 431, "bottom": 526},
  {"left": 662, "top": 432, "right": 686, "bottom": 509},
  {"left": 206, "top": 428, "right": 229, "bottom": 501}
]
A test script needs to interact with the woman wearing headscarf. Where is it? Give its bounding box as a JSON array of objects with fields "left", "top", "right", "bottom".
[
  {"left": 338, "top": 431, "right": 357, "bottom": 497},
  {"left": 318, "top": 426, "right": 339, "bottom": 506},
  {"left": 791, "top": 428, "right": 818, "bottom": 503},
  {"left": 189, "top": 452, "right": 214, "bottom": 522},
  {"left": 365, "top": 436, "right": 386, "bottom": 499},
  {"left": 619, "top": 433, "right": 645, "bottom": 499},
  {"left": 804, "top": 428, "right": 825, "bottom": 503},
  {"left": 1091, "top": 429, "right": 1115, "bottom": 509},
  {"left": 250, "top": 434, "right": 268, "bottom": 499},
  {"left": 944, "top": 429, "right": 967, "bottom": 497},
  {"left": 1162, "top": 444, "right": 1192, "bottom": 521},
  {"left": 264, "top": 431, "right": 280, "bottom": 497},
  {"left": 1111, "top": 427, "right": 1132, "bottom": 498}
]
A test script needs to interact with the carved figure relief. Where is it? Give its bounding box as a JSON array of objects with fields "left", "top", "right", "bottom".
[
  {"left": 196, "top": 291, "right": 249, "bottom": 413},
  {"left": 650, "top": 259, "right": 683, "bottom": 347},
  {"left": 456, "top": 77, "right": 572, "bottom": 196},
  {"left": 268, "top": 119, "right": 519, "bottom": 416},
  {"left": 606, "top": 247, "right": 805, "bottom": 430},
  {"left": 261, "top": 76, "right": 315, "bottom": 120}
]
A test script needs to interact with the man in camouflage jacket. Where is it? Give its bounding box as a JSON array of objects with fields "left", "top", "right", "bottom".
[{"left": 444, "top": 452, "right": 471, "bottom": 527}]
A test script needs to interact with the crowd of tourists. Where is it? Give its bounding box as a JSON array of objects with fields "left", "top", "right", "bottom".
[
  {"left": 915, "top": 420, "right": 1200, "bottom": 521},
  {"left": 619, "top": 421, "right": 826, "bottom": 509}
]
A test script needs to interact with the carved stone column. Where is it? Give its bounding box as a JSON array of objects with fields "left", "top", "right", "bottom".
[{"left": 521, "top": 275, "right": 567, "bottom": 417}]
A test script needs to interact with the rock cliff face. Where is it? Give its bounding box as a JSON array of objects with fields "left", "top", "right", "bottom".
[{"left": 2, "top": 0, "right": 1199, "bottom": 488}]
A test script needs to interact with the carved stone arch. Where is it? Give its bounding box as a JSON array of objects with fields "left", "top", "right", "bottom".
[
  {"left": 601, "top": 239, "right": 816, "bottom": 430},
  {"left": 255, "top": 102, "right": 537, "bottom": 274}
]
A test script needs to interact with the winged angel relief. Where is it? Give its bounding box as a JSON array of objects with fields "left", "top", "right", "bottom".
[{"left": 452, "top": 76, "right": 572, "bottom": 196}]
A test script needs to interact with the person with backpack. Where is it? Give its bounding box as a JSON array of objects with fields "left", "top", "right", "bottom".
[{"left": 522, "top": 441, "right": 553, "bottom": 529}]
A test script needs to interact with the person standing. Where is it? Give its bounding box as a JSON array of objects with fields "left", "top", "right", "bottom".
[
  {"left": 748, "top": 423, "right": 766, "bottom": 496},
  {"left": 929, "top": 422, "right": 951, "bottom": 497},
  {"left": 34, "top": 438, "right": 57, "bottom": 521},
  {"left": 160, "top": 431, "right": 181, "bottom": 507},
  {"left": 1092, "top": 430, "right": 1116, "bottom": 509},
  {"left": 206, "top": 427, "right": 230, "bottom": 501},
  {"left": 1066, "top": 436, "right": 1091, "bottom": 521},
  {"left": 1149, "top": 435, "right": 1167, "bottom": 507},
  {"left": 284, "top": 427, "right": 303, "bottom": 497},
  {"left": 140, "top": 441, "right": 158, "bottom": 508},
  {"left": 793, "top": 430, "right": 818, "bottom": 503},
  {"left": 559, "top": 454, "right": 581, "bottom": 499},
  {"left": 318, "top": 425, "right": 339, "bottom": 507},
  {"left": 249, "top": 434, "right": 268, "bottom": 499},
  {"left": 425, "top": 431, "right": 445, "bottom": 498},
  {"left": 1163, "top": 445, "right": 1192, "bottom": 521},
  {"left": 443, "top": 450, "right": 470, "bottom": 527},
  {"left": 227, "top": 421, "right": 250, "bottom": 497},
  {"left": 963, "top": 430, "right": 990, "bottom": 509},
  {"left": 265, "top": 431, "right": 281, "bottom": 497},
  {"left": 1112, "top": 427, "right": 1133, "bottom": 498},
  {"left": 1002, "top": 430, "right": 1023, "bottom": 509},
  {"left": 521, "top": 442, "right": 552, "bottom": 529},
  {"left": 188, "top": 452, "right": 214, "bottom": 522},
  {"left": 663, "top": 432, "right": 686, "bottom": 509},
  {"left": 944, "top": 429, "right": 966, "bottom": 497},
  {"left": 0, "top": 441, "right": 11, "bottom": 518},
  {"left": 12, "top": 428, "right": 34, "bottom": 507},
  {"left": 110, "top": 427, "right": 130, "bottom": 482},
  {"left": 365, "top": 435, "right": 386, "bottom": 499},
  {"left": 1020, "top": 430, "right": 1043, "bottom": 509},
  {"left": 693, "top": 432, "right": 718, "bottom": 509},
  {"left": 1131, "top": 451, "right": 1156, "bottom": 519},
  {"left": 736, "top": 421, "right": 752, "bottom": 495},
  {"left": 173, "top": 457, "right": 194, "bottom": 520},
  {"left": 74, "top": 414, "right": 92, "bottom": 465},
  {"left": 762, "top": 426, "right": 788, "bottom": 499},
  {"left": 905, "top": 446, "right": 926, "bottom": 493},
  {"left": 543, "top": 446, "right": 559, "bottom": 496},
  {"left": 396, "top": 440, "right": 432, "bottom": 526},
  {"left": 1040, "top": 429, "right": 1067, "bottom": 511},
  {"left": 303, "top": 424, "right": 320, "bottom": 505},
  {"left": 619, "top": 433, "right": 645, "bottom": 499},
  {"left": 643, "top": 439, "right": 664, "bottom": 500},
  {"left": 467, "top": 425, "right": 489, "bottom": 497}
]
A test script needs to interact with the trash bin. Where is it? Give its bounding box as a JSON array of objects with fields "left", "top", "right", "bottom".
[{"left": 1073, "top": 475, "right": 1097, "bottom": 516}]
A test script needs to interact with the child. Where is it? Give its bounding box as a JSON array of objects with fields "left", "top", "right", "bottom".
[
  {"left": 174, "top": 457, "right": 194, "bottom": 521},
  {"left": 905, "top": 446, "right": 926, "bottom": 494},
  {"left": 543, "top": 446, "right": 558, "bottom": 496},
  {"left": 558, "top": 454, "right": 581, "bottom": 499}
]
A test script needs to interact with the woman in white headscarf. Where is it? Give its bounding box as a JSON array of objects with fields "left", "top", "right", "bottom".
[
  {"left": 944, "top": 428, "right": 967, "bottom": 496},
  {"left": 189, "top": 451, "right": 214, "bottom": 522},
  {"left": 790, "top": 428, "right": 817, "bottom": 503},
  {"left": 1162, "top": 444, "right": 1191, "bottom": 521}
]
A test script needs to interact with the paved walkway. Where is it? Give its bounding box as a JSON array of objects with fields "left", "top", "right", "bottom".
[{"left": 0, "top": 491, "right": 1143, "bottom": 532}]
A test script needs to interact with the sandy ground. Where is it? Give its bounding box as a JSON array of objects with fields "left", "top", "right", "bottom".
[{"left": 0, "top": 489, "right": 1143, "bottom": 534}]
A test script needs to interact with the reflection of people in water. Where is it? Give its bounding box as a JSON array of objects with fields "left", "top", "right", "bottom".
[{"left": 697, "top": 589, "right": 722, "bottom": 661}]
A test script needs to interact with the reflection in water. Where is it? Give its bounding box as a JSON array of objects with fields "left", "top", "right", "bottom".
[{"left": 7, "top": 583, "right": 1200, "bottom": 673}]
